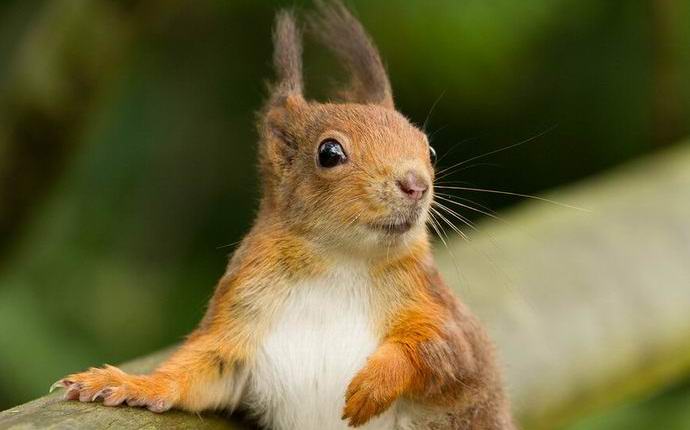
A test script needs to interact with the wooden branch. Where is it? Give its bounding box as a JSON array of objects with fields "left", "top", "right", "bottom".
[{"left": 1, "top": 142, "right": 689, "bottom": 429}]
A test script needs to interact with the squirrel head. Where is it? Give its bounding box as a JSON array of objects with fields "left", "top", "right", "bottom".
[{"left": 256, "top": 2, "right": 434, "bottom": 254}]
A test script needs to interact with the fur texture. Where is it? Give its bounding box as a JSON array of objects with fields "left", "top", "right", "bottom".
[
  {"left": 245, "top": 261, "right": 395, "bottom": 430},
  {"left": 55, "top": 2, "right": 516, "bottom": 429}
]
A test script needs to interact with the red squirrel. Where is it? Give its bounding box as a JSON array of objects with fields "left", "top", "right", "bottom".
[{"left": 52, "top": 2, "right": 515, "bottom": 429}]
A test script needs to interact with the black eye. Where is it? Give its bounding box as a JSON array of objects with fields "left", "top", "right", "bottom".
[
  {"left": 318, "top": 139, "right": 347, "bottom": 168},
  {"left": 429, "top": 146, "right": 437, "bottom": 164}
]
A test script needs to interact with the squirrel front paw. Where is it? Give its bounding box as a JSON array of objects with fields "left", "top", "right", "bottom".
[
  {"left": 51, "top": 365, "right": 176, "bottom": 413},
  {"left": 342, "top": 344, "right": 414, "bottom": 427}
]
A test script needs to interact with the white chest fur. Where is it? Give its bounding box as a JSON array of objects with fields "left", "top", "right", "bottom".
[{"left": 246, "top": 264, "right": 397, "bottom": 430}]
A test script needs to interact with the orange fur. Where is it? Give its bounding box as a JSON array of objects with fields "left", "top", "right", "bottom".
[{"left": 55, "top": 2, "right": 515, "bottom": 429}]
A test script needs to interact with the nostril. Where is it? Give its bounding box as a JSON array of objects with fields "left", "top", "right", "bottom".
[{"left": 396, "top": 172, "right": 429, "bottom": 201}]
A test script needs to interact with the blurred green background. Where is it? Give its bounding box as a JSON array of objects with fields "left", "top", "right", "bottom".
[{"left": 0, "top": 0, "right": 688, "bottom": 428}]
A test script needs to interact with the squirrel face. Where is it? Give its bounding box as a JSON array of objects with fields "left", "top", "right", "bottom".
[
  {"left": 256, "top": 5, "right": 433, "bottom": 252},
  {"left": 261, "top": 98, "right": 434, "bottom": 250},
  {"left": 312, "top": 104, "right": 433, "bottom": 238}
]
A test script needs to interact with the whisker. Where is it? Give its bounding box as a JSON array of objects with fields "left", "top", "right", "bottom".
[
  {"left": 434, "top": 180, "right": 477, "bottom": 188},
  {"left": 216, "top": 239, "right": 243, "bottom": 250},
  {"left": 422, "top": 90, "right": 446, "bottom": 133},
  {"left": 435, "top": 192, "right": 498, "bottom": 216},
  {"left": 432, "top": 201, "right": 478, "bottom": 234},
  {"left": 434, "top": 136, "right": 481, "bottom": 166},
  {"left": 428, "top": 209, "right": 474, "bottom": 301},
  {"left": 434, "top": 163, "right": 501, "bottom": 183},
  {"left": 434, "top": 185, "right": 589, "bottom": 212},
  {"left": 427, "top": 211, "right": 449, "bottom": 249},
  {"left": 437, "top": 162, "right": 490, "bottom": 176},
  {"left": 345, "top": 209, "right": 365, "bottom": 229},
  {"left": 434, "top": 194, "right": 506, "bottom": 223},
  {"left": 435, "top": 125, "right": 558, "bottom": 178},
  {"left": 431, "top": 206, "right": 470, "bottom": 242},
  {"left": 427, "top": 124, "right": 451, "bottom": 145},
  {"left": 434, "top": 202, "right": 535, "bottom": 318}
]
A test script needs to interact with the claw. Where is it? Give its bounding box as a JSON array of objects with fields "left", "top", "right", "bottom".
[
  {"left": 49, "top": 380, "right": 65, "bottom": 393},
  {"left": 147, "top": 399, "right": 169, "bottom": 413},
  {"left": 91, "top": 388, "right": 112, "bottom": 402},
  {"left": 103, "top": 392, "right": 126, "bottom": 407},
  {"left": 64, "top": 388, "right": 80, "bottom": 401},
  {"left": 126, "top": 398, "right": 145, "bottom": 407},
  {"left": 54, "top": 367, "right": 173, "bottom": 412},
  {"left": 79, "top": 390, "right": 93, "bottom": 402}
]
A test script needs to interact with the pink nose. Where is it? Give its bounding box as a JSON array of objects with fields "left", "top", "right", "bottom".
[{"left": 396, "top": 171, "right": 429, "bottom": 201}]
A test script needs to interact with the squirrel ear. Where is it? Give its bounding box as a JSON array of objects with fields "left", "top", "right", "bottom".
[
  {"left": 269, "top": 10, "right": 305, "bottom": 107},
  {"left": 308, "top": 0, "right": 394, "bottom": 109},
  {"left": 261, "top": 10, "right": 305, "bottom": 154},
  {"left": 260, "top": 12, "right": 306, "bottom": 181}
]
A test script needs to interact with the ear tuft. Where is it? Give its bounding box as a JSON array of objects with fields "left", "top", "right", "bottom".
[
  {"left": 308, "top": 0, "right": 394, "bottom": 109},
  {"left": 271, "top": 10, "right": 304, "bottom": 104}
]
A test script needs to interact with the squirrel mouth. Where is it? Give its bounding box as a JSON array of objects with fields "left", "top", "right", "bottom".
[
  {"left": 366, "top": 206, "right": 425, "bottom": 235},
  {"left": 367, "top": 219, "right": 415, "bottom": 234}
]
